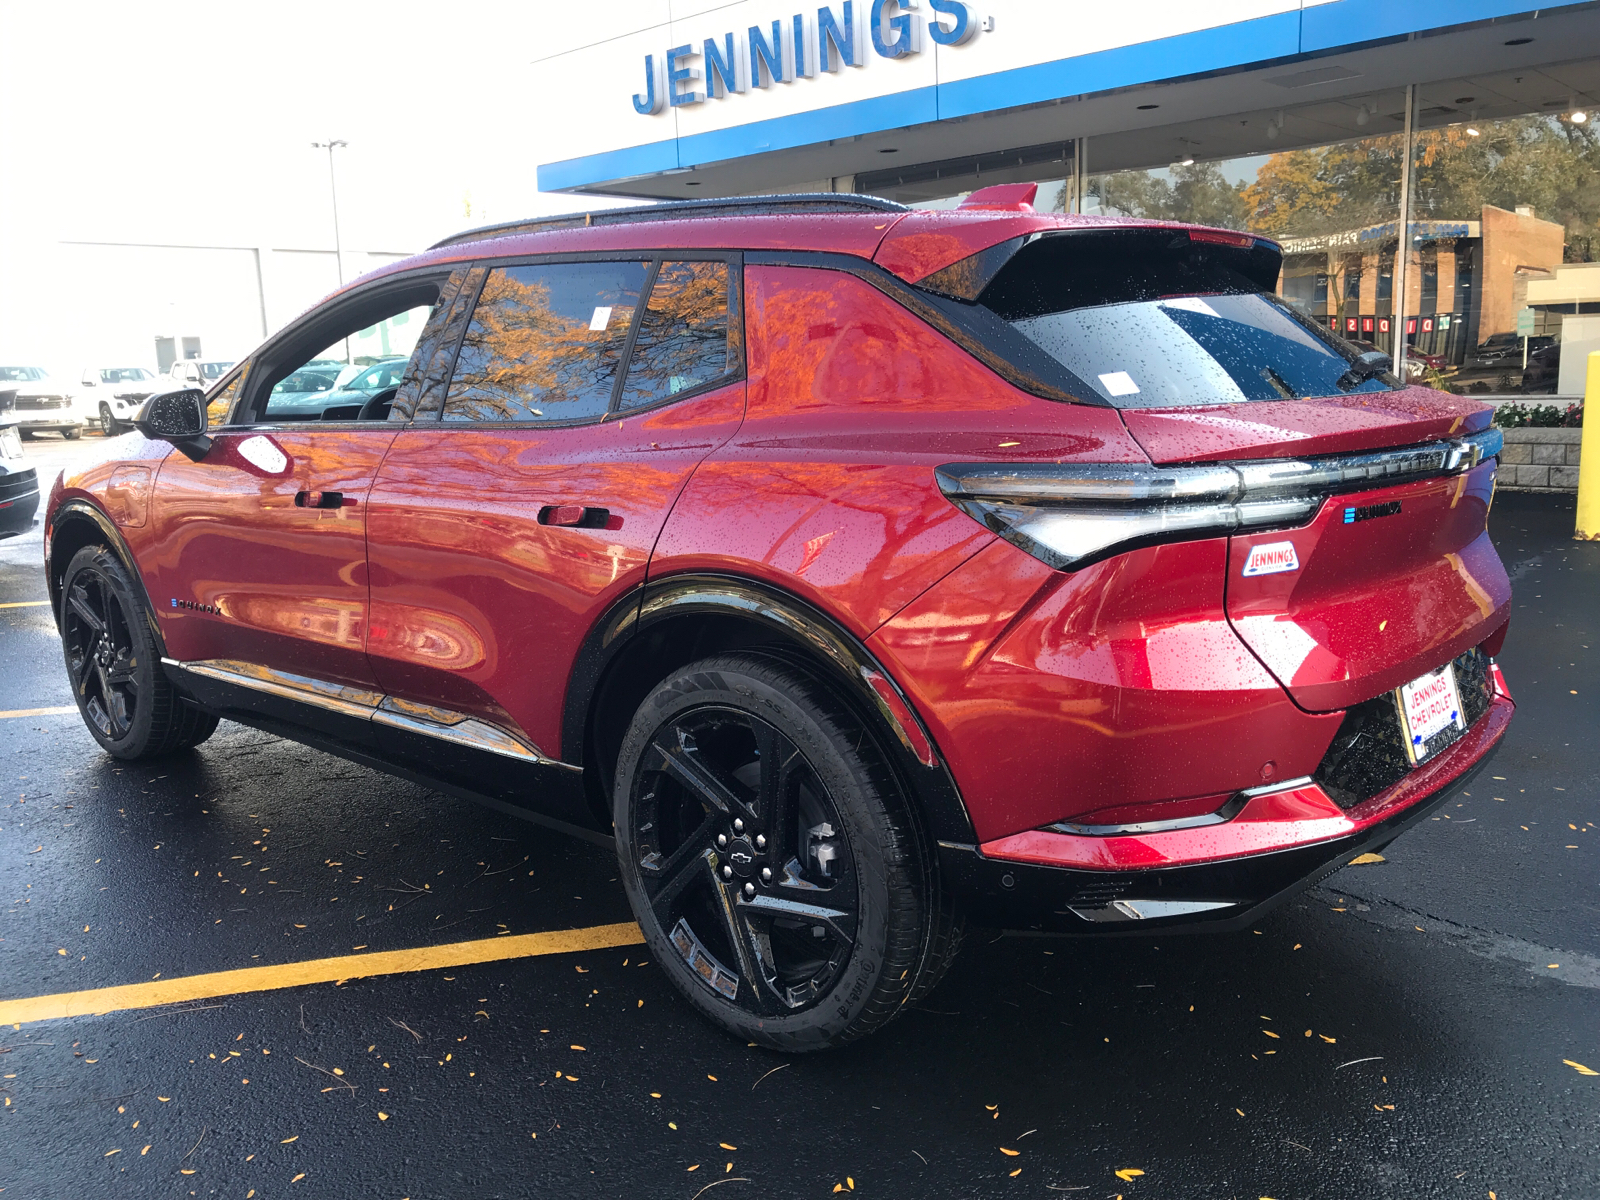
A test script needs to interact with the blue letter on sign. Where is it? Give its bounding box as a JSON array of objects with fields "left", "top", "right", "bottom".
[
  {"left": 927, "top": 0, "right": 975, "bottom": 45},
  {"left": 870, "top": 0, "right": 923, "bottom": 58},
  {"left": 817, "top": 2, "right": 862, "bottom": 72},
  {"left": 704, "top": 32, "right": 744, "bottom": 98},
  {"left": 666, "top": 43, "right": 703, "bottom": 105},
  {"left": 750, "top": 19, "right": 786, "bottom": 86},
  {"left": 632, "top": 53, "right": 665, "bottom": 114}
]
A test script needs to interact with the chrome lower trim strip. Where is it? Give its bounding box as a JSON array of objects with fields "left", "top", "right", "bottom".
[
  {"left": 1070, "top": 899, "right": 1238, "bottom": 923},
  {"left": 163, "top": 657, "right": 581, "bottom": 771},
  {"left": 371, "top": 705, "right": 541, "bottom": 764},
  {"left": 166, "top": 657, "right": 382, "bottom": 721}
]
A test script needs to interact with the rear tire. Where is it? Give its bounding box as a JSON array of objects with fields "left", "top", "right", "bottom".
[
  {"left": 613, "top": 654, "right": 957, "bottom": 1051},
  {"left": 99, "top": 404, "right": 119, "bottom": 436},
  {"left": 60, "top": 545, "right": 219, "bottom": 760}
]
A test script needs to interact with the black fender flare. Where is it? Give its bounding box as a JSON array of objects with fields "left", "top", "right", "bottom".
[
  {"left": 563, "top": 572, "right": 977, "bottom": 847},
  {"left": 47, "top": 498, "right": 168, "bottom": 659}
]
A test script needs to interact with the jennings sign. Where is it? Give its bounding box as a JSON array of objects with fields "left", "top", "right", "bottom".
[{"left": 632, "top": 0, "right": 982, "bottom": 115}]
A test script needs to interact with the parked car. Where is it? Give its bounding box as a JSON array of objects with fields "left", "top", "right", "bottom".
[
  {"left": 43, "top": 190, "right": 1514, "bottom": 1051},
  {"left": 0, "top": 389, "right": 40, "bottom": 537},
  {"left": 1471, "top": 333, "right": 1552, "bottom": 368},
  {"left": 264, "top": 356, "right": 408, "bottom": 421},
  {"left": 80, "top": 366, "right": 163, "bottom": 435},
  {"left": 1520, "top": 342, "right": 1561, "bottom": 393},
  {"left": 0, "top": 366, "right": 84, "bottom": 439},
  {"left": 167, "top": 360, "right": 236, "bottom": 391}
]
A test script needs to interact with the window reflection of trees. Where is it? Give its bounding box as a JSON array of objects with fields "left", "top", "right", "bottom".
[
  {"left": 618, "top": 261, "right": 730, "bottom": 410},
  {"left": 445, "top": 263, "right": 647, "bottom": 423}
]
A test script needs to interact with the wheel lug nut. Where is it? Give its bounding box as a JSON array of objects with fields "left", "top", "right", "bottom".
[
  {"left": 760, "top": 866, "right": 773, "bottom": 884},
  {"left": 755, "top": 834, "right": 766, "bottom": 850},
  {"left": 743, "top": 882, "right": 755, "bottom": 899},
  {"left": 716, "top": 833, "right": 727, "bottom": 848},
  {"left": 722, "top": 865, "right": 733, "bottom": 880},
  {"left": 733, "top": 818, "right": 744, "bottom": 833}
]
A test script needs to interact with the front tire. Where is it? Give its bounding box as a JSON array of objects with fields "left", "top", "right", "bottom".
[
  {"left": 614, "top": 654, "right": 952, "bottom": 1051},
  {"left": 60, "top": 545, "right": 219, "bottom": 759},
  {"left": 99, "top": 404, "right": 119, "bottom": 436}
]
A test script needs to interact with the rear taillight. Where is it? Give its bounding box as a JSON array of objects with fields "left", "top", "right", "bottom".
[{"left": 937, "top": 429, "right": 1502, "bottom": 570}]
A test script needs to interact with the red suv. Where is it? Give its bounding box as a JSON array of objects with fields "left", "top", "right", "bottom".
[{"left": 45, "top": 188, "right": 1513, "bottom": 1050}]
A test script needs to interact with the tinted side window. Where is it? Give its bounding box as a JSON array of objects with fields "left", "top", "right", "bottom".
[
  {"left": 442, "top": 262, "right": 648, "bottom": 423},
  {"left": 617, "top": 261, "right": 730, "bottom": 411}
]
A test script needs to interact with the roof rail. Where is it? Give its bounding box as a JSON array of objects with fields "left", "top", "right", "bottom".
[{"left": 428, "top": 193, "right": 910, "bottom": 250}]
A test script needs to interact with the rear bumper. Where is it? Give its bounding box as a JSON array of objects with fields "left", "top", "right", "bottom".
[{"left": 940, "top": 689, "right": 1512, "bottom": 932}]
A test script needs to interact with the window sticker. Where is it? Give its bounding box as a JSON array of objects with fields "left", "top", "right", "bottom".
[
  {"left": 589, "top": 306, "right": 614, "bottom": 331},
  {"left": 1097, "top": 370, "right": 1140, "bottom": 397},
  {"left": 1161, "top": 296, "right": 1221, "bottom": 318}
]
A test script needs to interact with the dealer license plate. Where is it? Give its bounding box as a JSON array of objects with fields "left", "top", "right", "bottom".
[{"left": 1396, "top": 664, "right": 1467, "bottom": 765}]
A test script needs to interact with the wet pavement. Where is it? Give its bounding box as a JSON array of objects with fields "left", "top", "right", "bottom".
[{"left": 1, "top": 438, "right": 1597, "bottom": 1199}]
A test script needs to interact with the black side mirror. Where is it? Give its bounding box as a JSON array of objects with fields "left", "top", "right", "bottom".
[{"left": 135, "top": 388, "right": 212, "bottom": 461}]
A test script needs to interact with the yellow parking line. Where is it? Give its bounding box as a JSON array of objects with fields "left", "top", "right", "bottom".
[
  {"left": 0, "top": 706, "right": 77, "bottom": 719},
  {"left": 0, "top": 600, "right": 51, "bottom": 609},
  {"left": 0, "top": 922, "right": 645, "bottom": 1027}
]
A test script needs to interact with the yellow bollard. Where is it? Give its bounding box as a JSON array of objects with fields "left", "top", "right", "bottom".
[{"left": 1579, "top": 350, "right": 1600, "bottom": 540}]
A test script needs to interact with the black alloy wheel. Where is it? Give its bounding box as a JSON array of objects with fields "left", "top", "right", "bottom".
[
  {"left": 59, "top": 545, "right": 218, "bottom": 759},
  {"left": 615, "top": 655, "right": 957, "bottom": 1051}
]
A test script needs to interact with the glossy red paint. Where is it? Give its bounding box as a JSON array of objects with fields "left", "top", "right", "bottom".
[
  {"left": 981, "top": 689, "right": 1513, "bottom": 871},
  {"left": 871, "top": 210, "right": 1246, "bottom": 286},
  {"left": 1123, "top": 387, "right": 1494, "bottom": 463},
  {"left": 146, "top": 428, "right": 397, "bottom": 688},
  {"left": 650, "top": 265, "right": 1142, "bottom": 640},
  {"left": 42, "top": 200, "right": 1519, "bottom": 938},
  {"left": 871, "top": 535, "right": 1346, "bottom": 843},
  {"left": 1226, "top": 461, "right": 1508, "bottom": 711},
  {"left": 364, "top": 383, "right": 745, "bottom": 758}
]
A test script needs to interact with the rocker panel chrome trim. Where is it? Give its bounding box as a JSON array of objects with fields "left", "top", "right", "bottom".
[{"left": 163, "top": 657, "right": 581, "bottom": 771}]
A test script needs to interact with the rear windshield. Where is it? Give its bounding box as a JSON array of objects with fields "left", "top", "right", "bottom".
[{"left": 976, "top": 230, "right": 1398, "bottom": 409}]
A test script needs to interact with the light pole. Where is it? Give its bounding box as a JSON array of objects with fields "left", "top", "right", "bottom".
[{"left": 311, "top": 138, "right": 348, "bottom": 359}]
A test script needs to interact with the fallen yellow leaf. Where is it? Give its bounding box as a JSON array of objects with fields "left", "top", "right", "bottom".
[
  {"left": 1236, "top": 1108, "right": 1245, "bottom": 1116},
  {"left": 1349, "top": 853, "right": 1385, "bottom": 864},
  {"left": 720, "top": 1143, "right": 737, "bottom": 1150},
  {"left": 291, "top": 1173, "right": 305, "bottom": 1182},
  {"left": 1000, "top": 1147, "right": 1020, "bottom": 1156},
  {"left": 1009, "top": 1168, "right": 1022, "bottom": 1177},
  {"left": 378, "top": 1112, "right": 389, "bottom": 1121},
  {"left": 1263, "top": 1030, "right": 1280, "bottom": 1039},
  {"left": 1115, "top": 1168, "right": 1145, "bottom": 1181},
  {"left": 281, "top": 1136, "right": 298, "bottom": 1143},
  {"left": 104, "top": 1149, "right": 121, "bottom": 1157},
  {"left": 570, "top": 1045, "right": 586, "bottom": 1051},
  {"left": 1564, "top": 1059, "right": 1599, "bottom": 1076},
  {"left": 687, "top": 1164, "right": 699, "bottom": 1172}
]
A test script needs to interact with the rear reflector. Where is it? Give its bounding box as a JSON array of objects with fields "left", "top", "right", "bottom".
[{"left": 937, "top": 428, "right": 1501, "bottom": 570}]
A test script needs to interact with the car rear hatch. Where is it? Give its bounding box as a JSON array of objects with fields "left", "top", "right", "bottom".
[{"left": 926, "top": 223, "right": 1511, "bottom": 714}]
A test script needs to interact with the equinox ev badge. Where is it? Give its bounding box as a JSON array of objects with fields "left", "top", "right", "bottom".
[
  {"left": 171, "top": 597, "right": 222, "bottom": 616},
  {"left": 1345, "top": 500, "right": 1403, "bottom": 523}
]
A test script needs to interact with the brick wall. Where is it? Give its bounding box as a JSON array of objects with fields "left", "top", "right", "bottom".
[{"left": 1498, "top": 428, "right": 1583, "bottom": 490}]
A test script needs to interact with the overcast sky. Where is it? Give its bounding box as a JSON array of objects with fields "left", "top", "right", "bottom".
[
  {"left": 0, "top": 1, "right": 644, "bottom": 366},
  {"left": 1, "top": 0, "right": 628, "bottom": 250}
]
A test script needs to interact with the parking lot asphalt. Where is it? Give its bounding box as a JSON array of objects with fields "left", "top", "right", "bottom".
[{"left": 1, "top": 436, "right": 1597, "bottom": 1200}]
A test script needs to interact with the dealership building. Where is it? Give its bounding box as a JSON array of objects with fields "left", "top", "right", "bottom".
[{"left": 532, "top": 1, "right": 1600, "bottom": 389}]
